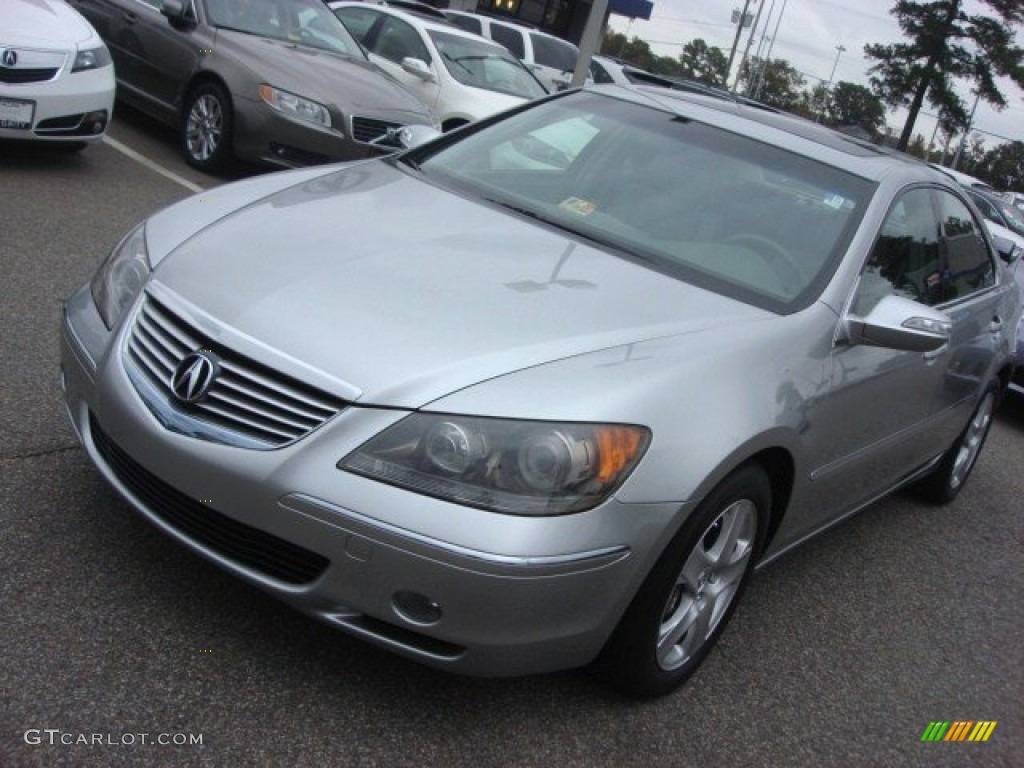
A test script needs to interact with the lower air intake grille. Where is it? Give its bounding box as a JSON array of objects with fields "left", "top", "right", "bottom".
[
  {"left": 0, "top": 67, "right": 59, "bottom": 84},
  {"left": 91, "top": 415, "right": 330, "bottom": 585}
]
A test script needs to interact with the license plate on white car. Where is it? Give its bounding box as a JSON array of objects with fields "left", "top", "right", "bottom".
[{"left": 0, "top": 97, "right": 34, "bottom": 129}]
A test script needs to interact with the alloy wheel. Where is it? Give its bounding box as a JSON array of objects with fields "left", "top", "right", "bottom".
[
  {"left": 656, "top": 498, "right": 757, "bottom": 671},
  {"left": 185, "top": 93, "right": 223, "bottom": 163}
]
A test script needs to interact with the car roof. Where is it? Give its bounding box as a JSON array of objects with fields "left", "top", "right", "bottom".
[
  {"left": 332, "top": 1, "right": 500, "bottom": 43},
  {"left": 594, "top": 85, "right": 943, "bottom": 184},
  {"left": 442, "top": 9, "right": 576, "bottom": 44}
]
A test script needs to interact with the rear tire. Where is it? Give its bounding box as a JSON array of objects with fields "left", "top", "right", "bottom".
[
  {"left": 595, "top": 465, "right": 770, "bottom": 698},
  {"left": 916, "top": 386, "right": 997, "bottom": 505}
]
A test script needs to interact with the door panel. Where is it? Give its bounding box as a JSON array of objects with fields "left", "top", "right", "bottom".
[{"left": 802, "top": 187, "right": 951, "bottom": 521}]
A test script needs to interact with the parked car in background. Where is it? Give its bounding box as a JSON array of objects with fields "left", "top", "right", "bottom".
[
  {"left": 1000, "top": 190, "right": 1024, "bottom": 212},
  {"left": 1008, "top": 253, "right": 1024, "bottom": 395},
  {"left": 929, "top": 163, "right": 998, "bottom": 193},
  {"left": 331, "top": 2, "right": 545, "bottom": 131},
  {"left": 1, "top": 0, "right": 115, "bottom": 149},
  {"left": 963, "top": 187, "right": 1024, "bottom": 238},
  {"left": 68, "top": 0, "right": 436, "bottom": 170},
  {"left": 62, "top": 85, "right": 1020, "bottom": 699},
  {"left": 590, "top": 55, "right": 674, "bottom": 88},
  {"left": 364, "top": 0, "right": 449, "bottom": 19},
  {"left": 441, "top": 10, "right": 578, "bottom": 92}
]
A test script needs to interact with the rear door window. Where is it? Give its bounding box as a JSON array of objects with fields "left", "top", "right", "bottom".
[
  {"left": 490, "top": 23, "right": 525, "bottom": 59},
  {"left": 530, "top": 33, "right": 577, "bottom": 72}
]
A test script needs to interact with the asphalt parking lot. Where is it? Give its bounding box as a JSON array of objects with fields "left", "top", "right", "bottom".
[{"left": 1, "top": 109, "right": 1022, "bottom": 768}]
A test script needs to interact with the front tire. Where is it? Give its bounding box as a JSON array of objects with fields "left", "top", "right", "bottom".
[
  {"left": 182, "top": 82, "right": 233, "bottom": 172},
  {"left": 916, "top": 387, "right": 997, "bottom": 505},
  {"left": 596, "top": 465, "right": 770, "bottom": 698}
]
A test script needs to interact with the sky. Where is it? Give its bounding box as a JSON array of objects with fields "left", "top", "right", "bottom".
[{"left": 606, "top": 0, "right": 1024, "bottom": 151}]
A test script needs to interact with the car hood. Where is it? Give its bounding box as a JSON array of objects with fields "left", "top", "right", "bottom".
[
  {"left": 6, "top": 0, "right": 97, "bottom": 47},
  {"left": 152, "top": 161, "right": 768, "bottom": 407},
  {"left": 214, "top": 30, "right": 431, "bottom": 121}
]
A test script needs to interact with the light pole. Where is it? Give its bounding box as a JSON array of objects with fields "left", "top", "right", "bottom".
[
  {"left": 752, "top": 0, "right": 788, "bottom": 100},
  {"left": 952, "top": 91, "right": 982, "bottom": 171},
  {"left": 726, "top": 0, "right": 755, "bottom": 90},
  {"left": 817, "top": 44, "right": 845, "bottom": 123}
]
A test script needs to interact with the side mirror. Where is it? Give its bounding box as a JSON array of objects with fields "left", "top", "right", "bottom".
[
  {"left": 846, "top": 295, "right": 951, "bottom": 353},
  {"left": 161, "top": 0, "right": 191, "bottom": 27},
  {"left": 991, "top": 234, "right": 1022, "bottom": 264},
  {"left": 401, "top": 57, "right": 435, "bottom": 82}
]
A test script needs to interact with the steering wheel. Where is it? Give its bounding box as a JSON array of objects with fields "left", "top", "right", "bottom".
[{"left": 723, "top": 234, "right": 807, "bottom": 292}]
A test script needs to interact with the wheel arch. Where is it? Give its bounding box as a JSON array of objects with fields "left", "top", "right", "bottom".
[{"left": 179, "top": 70, "right": 234, "bottom": 121}]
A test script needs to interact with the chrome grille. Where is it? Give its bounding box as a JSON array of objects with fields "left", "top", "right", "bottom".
[
  {"left": 351, "top": 115, "right": 404, "bottom": 145},
  {"left": 125, "top": 295, "right": 347, "bottom": 448}
]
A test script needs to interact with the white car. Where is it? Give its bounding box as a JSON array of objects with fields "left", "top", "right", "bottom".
[
  {"left": 929, "top": 163, "right": 997, "bottom": 193},
  {"left": 1003, "top": 191, "right": 1024, "bottom": 211},
  {"left": 441, "top": 10, "right": 580, "bottom": 92},
  {"left": 331, "top": 3, "right": 546, "bottom": 131},
  {"left": 0, "top": 0, "right": 115, "bottom": 149}
]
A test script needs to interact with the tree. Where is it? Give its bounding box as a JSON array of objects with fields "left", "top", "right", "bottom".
[
  {"left": 599, "top": 32, "right": 655, "bottom": 72},
  {"left": 983, "top": 140, "right": 1024, "bottom": 189},
  {"left": 907, "top": 133, "right": 929, "bottom": 159},
  {"left": 739, "top": 57, "right": 806, "bottom": 111},
  {"left": 825, "top": 82, "right": 888, "bottom": 136},
  {"left": 678, "top": 39, "right": 728, "bottom": 86},
  {"left": 865, "top": 1, "right": 1024, "bottom": 151}
]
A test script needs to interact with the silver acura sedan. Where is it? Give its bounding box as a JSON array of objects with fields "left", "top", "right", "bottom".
[{"left": 61, "top": 86, "right": 1021, "bottom": 697}]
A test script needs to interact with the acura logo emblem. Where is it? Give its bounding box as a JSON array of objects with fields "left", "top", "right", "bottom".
[
  {"left": 171, "top": 351, "right": 219, "bottom": 404},
  {"left": 1, "top": 50, "right": 17, "bottom": 68}
]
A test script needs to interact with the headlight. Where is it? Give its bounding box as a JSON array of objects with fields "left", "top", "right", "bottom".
[
  {"left": 340, "top": 414, "right": 650, "bottom": 515},
  {"left": 72, "top": 45, "right": 112, "bottom": 73},
  {"left": 258, "top": 84, "right": 331, "bottom": 128},
  {"left": 90, "top": 222, "right": 150, "bottom": 329}
]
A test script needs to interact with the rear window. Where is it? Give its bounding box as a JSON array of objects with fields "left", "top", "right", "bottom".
[
  {"left": 529, "top": 33, "right": 577, "bottom": 72},
  {"left": 490, "top": 23, "right": 525, "bottom": 59},
  {"left": 445, "top": 13, "right": 482, "bottom": 35}
]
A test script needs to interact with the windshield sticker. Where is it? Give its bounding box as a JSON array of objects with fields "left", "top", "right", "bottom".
[
  {"left": 823, "top": 193, "right": 846, "bottom": 210},
  {"left": 559, "top": 197, "right": 597, "bottom": 216}
]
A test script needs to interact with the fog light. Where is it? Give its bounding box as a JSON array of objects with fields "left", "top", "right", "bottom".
[
  {"left": 84, "top": 110, "right": 107, "bottom": 134},
  {"left": 393, "top": 590, "right": 443, "bottom": 625}
]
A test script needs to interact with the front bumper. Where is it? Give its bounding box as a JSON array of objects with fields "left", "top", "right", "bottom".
[
  {"left": 0, "top": 65, "right": 114, "bottom": 143},
  {"left": 61, "top": 282, "right": 683, "bottom": 676},
  {"left": 232, "top": 97, "right": 404, "bottom": 169}
]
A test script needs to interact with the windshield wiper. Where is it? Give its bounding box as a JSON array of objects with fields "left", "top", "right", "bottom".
[
  {"left": 441, "top": 51, "right": 474, "bottom": 76},
  {"left": 482, "top": 197, "right": 654, "bottom": 261}
]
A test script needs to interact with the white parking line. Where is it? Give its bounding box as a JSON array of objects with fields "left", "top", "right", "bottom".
[{"left": 102, "top": 135, "right": 204, "bottom": 193}]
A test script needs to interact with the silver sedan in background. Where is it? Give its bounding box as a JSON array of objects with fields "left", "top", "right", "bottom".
[{"left": 61, "top": 86, "right": 1021, "bottom": 697}]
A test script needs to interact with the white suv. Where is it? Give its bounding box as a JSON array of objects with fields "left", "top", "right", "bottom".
[{"left": 441, "top": 11, "right": 579, "bottom": 92}]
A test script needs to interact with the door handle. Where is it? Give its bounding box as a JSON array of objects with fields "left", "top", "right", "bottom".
[
  {"left": 989, "top": 316, "right": 1002, "bottom": 333},
  {"left": 123, "top": 10, "right": 138, "bottom": 24}
]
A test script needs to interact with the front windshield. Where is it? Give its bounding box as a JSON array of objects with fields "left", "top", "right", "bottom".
[
  {"left": 206, "top": 0, "right": 364, "bottom": 56},
  {"left": 429, "top": 30, "right": 547, "bottom": 99},
  {"left": 413, "top": 91, "right": 873, "bottom": 313}
]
